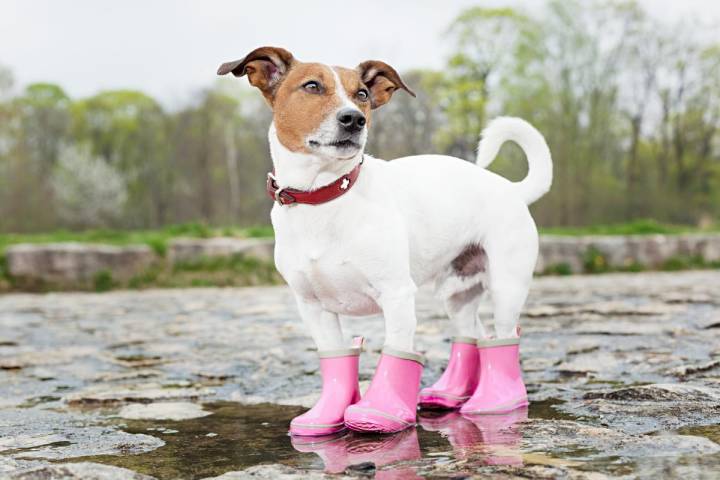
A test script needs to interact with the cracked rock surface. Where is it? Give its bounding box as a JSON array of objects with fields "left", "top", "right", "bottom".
[{"left": 1, "top": 270, "right": 720, "bottom": 479}]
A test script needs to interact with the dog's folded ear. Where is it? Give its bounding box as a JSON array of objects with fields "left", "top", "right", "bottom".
[
  {"left": 357, "top": 60, "right": 416, "bottom": 109},
  {"left": 218, "top": 47, "right": 295, "bottom": 101}
]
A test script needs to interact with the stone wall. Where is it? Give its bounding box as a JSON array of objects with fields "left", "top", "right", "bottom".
[
  {"left": 168, "top": 237, "right": 274, "bottom": 264},
  {"left": 6, "top": 243, "right": 156, "bottom": 285},
  {"left": 4, "top": 234, "right": 719, "bottom": 286},
  {"left": 536, "top": 234, "right": 720, "bottom": 273}
]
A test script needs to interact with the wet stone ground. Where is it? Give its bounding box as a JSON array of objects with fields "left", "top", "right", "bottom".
[{"left": 1, "top": 270, "right": 720, "bottom": 479}]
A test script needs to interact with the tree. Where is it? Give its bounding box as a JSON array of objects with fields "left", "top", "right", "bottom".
[
  {"left": 169, "top": 81, "right": 272, "bottom": 226},
  {"left": 366, "top": 70, "right": 444, "bottom": 159},
  {"left": 72, "top": 90, "right": 171, "bottom": 227},
  {"left": 51, "top": 144, "right": 127, "bottom": 228},
  {"left": 437, "top": 7, "right": 533, "bottom": 161}
]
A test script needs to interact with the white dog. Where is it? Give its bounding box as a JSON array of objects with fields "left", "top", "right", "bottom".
[{"left": 219, "top": 47, "right": 551, "bottom": 435}]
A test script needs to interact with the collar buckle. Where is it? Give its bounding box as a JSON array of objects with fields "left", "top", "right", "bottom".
[
  {"left": 268, "top": 173, "right": 295, "bottom": 206},
  {"left": 274, "top": 186, "right": 295, "bottom": 206}
]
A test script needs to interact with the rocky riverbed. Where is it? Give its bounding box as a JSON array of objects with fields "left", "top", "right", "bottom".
[{"left": 1, "top": 270, "right": 720, "bottom": 479}]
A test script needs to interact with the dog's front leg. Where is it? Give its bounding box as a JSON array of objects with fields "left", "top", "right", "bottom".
[
  {"left": 294, "top": 296, "right": 345, "bottom": 350},
  {"left": 290, "top": 295, "right": 361, "bottom": 436},
  {"left": 344, "top": 282, "right": 424, "bottom": 434},
  {"left": 378, "top": 286, "right": 418, "bottom": 352}
]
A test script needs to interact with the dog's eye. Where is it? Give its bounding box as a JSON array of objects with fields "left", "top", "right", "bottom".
[
  {"left": 357, "top": 89, "right": 369, "bottom": 101},
  {"left": 303, "top": 81, "right": 321, "bottom": 93}
]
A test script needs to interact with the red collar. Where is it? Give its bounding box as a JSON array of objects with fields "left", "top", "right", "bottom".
[{"left": 266, "top": 158, "right": 363, "bottom": 206}]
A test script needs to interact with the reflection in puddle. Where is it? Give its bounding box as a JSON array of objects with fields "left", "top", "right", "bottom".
[
  {"left": 293, "top": 409, "right": 529, "bottom": 478},
  {"left": 421, "top": 408, "right": 528, "bottom": 466},
  {"left": 293, "top": 429, "right": 422, "bottom": 479},
  {"left": 79, "top": 401, "right": 548, "bottom": 479}
]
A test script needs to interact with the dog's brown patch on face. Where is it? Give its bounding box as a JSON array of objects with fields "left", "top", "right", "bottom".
[
  {"left": 452, "top": 244, "right": 487, "bottom": 277},
  {"left": 272, "top": 63, "right": 344, "bottom": 153},
  {"left": 333, "top": 67, "right": 373, "bottom": 126},
  {"left": 219, "top": 49, "right": 413, "bottom": 152}
]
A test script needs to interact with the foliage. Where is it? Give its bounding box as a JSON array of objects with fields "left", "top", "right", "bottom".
[
  {"left": 0, "top": 224, "right": 268, "bottom": 257},
  {"left": 543, "top": 263, "right": 573, "bottom": 276},
  {"left": 583, "top": 246, "right": 610, "bottom": 274},
  {"left": 51, "top": 143, "right": 128, "bottom": 227},
  {"left": 1, "top": 1, "right": 720, "bottom": 234},
  {"left": 241, "top": 225, "right": 275, "bottom": 238},
  {"left": 661, "top": 255, "right": 707, "bottom": 271},
  {"left": 128, "top": 254, "right": 283, "bottom": 290},
  {"left": 0, "top": 253, "right": 7, "bottom": 281},
  {"left": 93, "top": 270, "right": 115, "bottom": 292},
  {"left": 539, "top": 219, "right": 718, "bottom": 236}
]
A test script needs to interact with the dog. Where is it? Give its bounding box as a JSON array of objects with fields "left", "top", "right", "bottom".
[{"left": 218, "top": 47, "right": 552, "bottom": 435}]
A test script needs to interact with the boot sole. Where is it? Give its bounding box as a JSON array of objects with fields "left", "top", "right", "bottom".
[
  {"left": 418, "top": 390, "right": 471, "bottom": 410},
  {"left": 460, "top": 397, "right": 529, "bottom": 415},
  {"left": 418, "top": 397, "right": 464, "bottom": 410},
  {"left": 344, "top": 406, "right": 414, "bottom": 434}
]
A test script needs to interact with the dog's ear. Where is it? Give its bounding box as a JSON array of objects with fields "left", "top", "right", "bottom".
[
  {"left": 217, "top": 47, "right": 295, "bottom": 102},
  {"left": 356, "top": 60, "right": 415, "bottom": 109}
]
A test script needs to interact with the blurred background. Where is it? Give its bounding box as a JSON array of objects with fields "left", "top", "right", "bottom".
[{"left": 1, "top": 0, "right": 719, "bottom": 235}]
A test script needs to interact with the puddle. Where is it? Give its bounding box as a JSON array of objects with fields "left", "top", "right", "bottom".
[
  {"left": 680, "top": 425, "right": 720, "bottom": 444},
  {"left": 70, "top": 400, "right": 580, "bottom": 479},
  {"left": 74, "top": 402, "right": 309, "bottom": 479},
  {"left": 527, "top": 398, "right": 578, "bottom": 421},
  {"left": 56, "top": 399, "right": 720, "bottom": 479}
]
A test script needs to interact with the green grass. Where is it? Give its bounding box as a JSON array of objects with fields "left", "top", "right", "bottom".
[
  {"left": 540, "top": 219, "right": 718, "bottom": 236},
  {"left": 0, "top": 222, "right": 281, "bottom": 292},
  {"left": 1, "top": 220, "right": 714, "bottom": 259},
  {"left": 583, "top": 246, "right": 611, "bottom": 274},
  {"left": 0, "top": 222, "right": 275, "bottom": 257},
  {"left": 126, "top": 254, "right": 283, "bottom": 290},
  {"left": 93, "top": 270, "right": 115, "bottom": 292},
  {"left": 4, "top": 253, "right": 283, "bottom": 293}
]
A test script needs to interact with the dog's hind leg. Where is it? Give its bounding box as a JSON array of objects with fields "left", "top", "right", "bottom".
[
  {"left": 418, "top": 283, "right": 486, "bottom": 410},
  {"left": 445, "top": 283, "right": 487, "bottom": 339},
  {"left": 460, "top": 227, "right": 535, "bottom": 415},
  {"left": 485, "top": 236, "right": 536, "bottom": 339}
]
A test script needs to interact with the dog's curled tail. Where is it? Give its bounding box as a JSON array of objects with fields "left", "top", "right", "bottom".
[{"left": 476, "top": 117, "right": 553, "bottom": 205}]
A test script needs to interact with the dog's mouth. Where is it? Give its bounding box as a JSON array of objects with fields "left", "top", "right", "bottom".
[{"left": 309, "top": 138, "right": 361, "bottom": 150}]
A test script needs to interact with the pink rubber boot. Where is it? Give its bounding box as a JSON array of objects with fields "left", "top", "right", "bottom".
[
  {"left": 418, "top": 337, "right": 479, "bottom": 409},
  {"left": 459, "top": 336, "right": 529, "bottom": 415},
  {"left": 290, "top": 337, "right": 363, "bottom": 436},
  {"left": 344, "top": 347, "right": 424, "bottom": 434}
]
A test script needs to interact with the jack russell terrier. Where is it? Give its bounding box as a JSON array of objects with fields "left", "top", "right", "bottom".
[{"left": 218, "top": 46, "right": 552, "bottom": 435}]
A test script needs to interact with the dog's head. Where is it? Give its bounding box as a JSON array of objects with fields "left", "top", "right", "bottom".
[{"left": 218, "top": 47, "right": 415, "bottom": 161}]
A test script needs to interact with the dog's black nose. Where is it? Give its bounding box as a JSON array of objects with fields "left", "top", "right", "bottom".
[{"left": 337, "top": 108, "right": 366, "bottom": 133}]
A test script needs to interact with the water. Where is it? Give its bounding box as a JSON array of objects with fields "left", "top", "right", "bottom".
[{"left": 73, "top": 400, "right": 574, "bottom": 479}]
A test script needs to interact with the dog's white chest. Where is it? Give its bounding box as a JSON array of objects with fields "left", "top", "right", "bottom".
[{"left": 273, "top": 222, "right": 381, "bottom": 317}]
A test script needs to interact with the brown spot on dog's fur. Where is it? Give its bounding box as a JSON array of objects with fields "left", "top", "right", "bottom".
[
  {"left": 452, "top": 244, "right": 487, "bottom": 277},
  {"left": 272, "top": 63, "right": 343, "bottom": 152}
]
